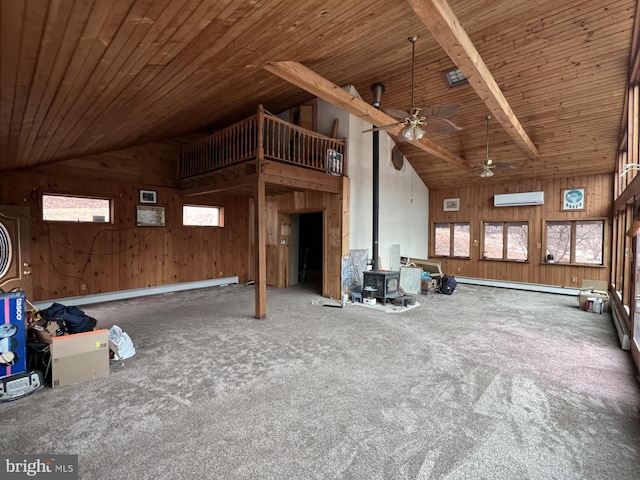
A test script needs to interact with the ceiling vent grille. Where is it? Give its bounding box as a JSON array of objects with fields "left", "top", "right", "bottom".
[{"left": 444, "top": 68, "right": 468, "bottom": 87}]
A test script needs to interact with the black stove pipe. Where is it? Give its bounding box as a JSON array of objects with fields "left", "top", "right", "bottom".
[{"left": 370, "top": 82, "right": 385, "bottom": 272}]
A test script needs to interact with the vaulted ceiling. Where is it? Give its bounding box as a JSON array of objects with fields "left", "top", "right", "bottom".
[{"left": 0, "top": 0, "right": 636, "bottom": 189}]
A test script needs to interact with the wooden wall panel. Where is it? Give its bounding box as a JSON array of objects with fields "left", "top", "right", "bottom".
[
  {"left": 23, "top": 140, "right": 182, "bottom": 188},
  {"left": 0, "top": 144, "right": 251, "bottom": 301},
  {"left": 265, "top": 189, "right": 344, "bottom": 298},
  {"left": 429, "top": 174, "right": 613, "bottom": 288},
  {"left": 2, "top": 0, "right": 633, "bottom": 198}
]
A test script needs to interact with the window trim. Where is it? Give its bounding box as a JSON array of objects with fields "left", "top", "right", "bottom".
[
  {"left": 482, "top": 220, "right": 530, "bottom": 262},
  {"left": 41, "top": 193, "right": 113, "bottom": 224},
  {"left": 432, "top": 221, "right": 471, "bottom": 258},
  {"left": 543, "top": 217, "right": 606, "bottom": 266},
  {"left": 182, "top": 204, "right": 224, "bottom": 227}
]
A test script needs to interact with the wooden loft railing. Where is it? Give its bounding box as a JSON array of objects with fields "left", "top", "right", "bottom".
[{"left": 178, "top": 105, "right": 347, "bottom": 180}]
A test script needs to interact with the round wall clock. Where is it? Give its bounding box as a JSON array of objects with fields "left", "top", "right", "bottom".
[{"left": 391, "top": 146, "right": 404, "bottom": 171}]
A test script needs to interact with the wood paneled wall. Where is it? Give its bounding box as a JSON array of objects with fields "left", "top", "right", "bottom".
[
  {"left": 429, "top": 174, "right": 613, "bottom": 288},
  {"left": 0, "top": 143, "right": 251, "bottom": 301},
  {"left": 264, "top": 186, "right": 346, "bottom": 299}
]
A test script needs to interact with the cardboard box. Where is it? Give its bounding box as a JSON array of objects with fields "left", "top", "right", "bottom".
[
  {"left": 31, "top": 322, "right": 61, "bottom": 344},
  {"left": 1, "top": 291, "right": 27, "bottom": 378},
  {"left": 581, "top": 280, "right": 607, "bottom": 291},
  {"left": 578, "top": 279, "right": 609, "bottom": 312},
  {"left": 49, "top": 329, "right": 109, "bottom": 389},
  {"left": 578, "top": 289, "right": 610, "bottom": 312}
]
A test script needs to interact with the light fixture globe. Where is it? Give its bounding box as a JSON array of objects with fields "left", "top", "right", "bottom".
[{"left": 401, "top": 125, "right": 415, "bottom": 141}]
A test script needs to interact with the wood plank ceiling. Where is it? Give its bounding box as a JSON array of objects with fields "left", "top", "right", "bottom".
[{"left": 0, "top": 0, "right": 636, "bottom": 190}]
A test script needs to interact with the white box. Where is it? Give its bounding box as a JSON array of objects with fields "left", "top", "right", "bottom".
[{"left": 586, "top": 297, "right": 604, "bottom": 314}]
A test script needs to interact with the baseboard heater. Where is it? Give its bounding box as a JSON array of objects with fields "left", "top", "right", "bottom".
[
  {"left": 611, "top": 304, "right": 631, "bottom": 351},
  {"left": 33, "top": 277, "right": 239, "bottom": 310}
]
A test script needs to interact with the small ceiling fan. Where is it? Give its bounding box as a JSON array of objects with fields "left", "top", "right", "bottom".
[
  {"left": 478, "top": 115, "right": 519, "bottom": 177},
  {"left": 363, "top": 35, "right": 462, "bottom": 141}
]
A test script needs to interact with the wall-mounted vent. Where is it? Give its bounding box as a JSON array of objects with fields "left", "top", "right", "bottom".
[{"left": 494, "top": 191, "right": 544, "bottom": 207}]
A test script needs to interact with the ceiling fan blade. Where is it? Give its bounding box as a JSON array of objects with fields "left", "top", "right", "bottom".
[
  {"left": 420, "top": 104, "right": 460, "bottom": 118},
  {"left": 381, "top": 107, "right": 411, "bottom": 119},
  {"left": 493, "top": 162, "right": 521, "bottom": 171},
  {"left": 362, "top": 122, "right": 404, "bottom": 133},
  {"left": 422, "top": 116, "right": 463, "bottom": 134}
]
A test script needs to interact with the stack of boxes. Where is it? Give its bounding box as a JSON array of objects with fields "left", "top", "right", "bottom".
[
  {"left": 2, "top": 290, "right": 110, "bottom": 391},
  {"left": 578, "top": 280, "right": 610, "bottom": 314}
]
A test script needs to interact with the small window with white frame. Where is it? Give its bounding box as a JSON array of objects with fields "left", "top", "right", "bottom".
[
  {"left": 42, "top": 194, "right": 111, "bottom": 223},
  {"left": 182, "top": 205, "right": 224, "bottom": 227}
]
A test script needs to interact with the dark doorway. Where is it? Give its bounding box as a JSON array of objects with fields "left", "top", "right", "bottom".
[{"left": 298, "top": 212, "right": 323, "bottom": 291}]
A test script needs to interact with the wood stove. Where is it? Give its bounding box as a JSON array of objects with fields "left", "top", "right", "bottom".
[{"left": 363, "top": 270, "right": 401, "bottom": 304}]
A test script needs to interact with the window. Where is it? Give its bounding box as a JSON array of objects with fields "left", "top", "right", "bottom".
[
  {"left": 433, "top": 222, "right": 470, "bottom": 257},
  {"left": 546, "top": 220, "right": 604, "bottom": 265},
  {"left": 483, "top": 221, "right": 529, "bottom": 260},
  {"left": 183, "top": 205, "right": 224, "bottom": 227},
  {"left": 42, "top": 194, "right": 111, "bottom": 223}
]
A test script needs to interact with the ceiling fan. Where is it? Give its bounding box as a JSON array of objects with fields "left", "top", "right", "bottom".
[
  {"left": 478, "top": 115, "right": 519, "bottom": 177},
  {"left": 363, "top": 35, "right": 462, "bottom": 141}
]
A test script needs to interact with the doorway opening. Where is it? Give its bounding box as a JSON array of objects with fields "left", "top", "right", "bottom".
[{"left": 291, "top": 211, "right": 323, "bottom": 293}]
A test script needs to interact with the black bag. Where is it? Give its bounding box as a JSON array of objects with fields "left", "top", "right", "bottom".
[
  {"left": 38, "top": 303, "right": 97, "bottom": 334},
  {"left": 438, "top": 275, "right": 457, "bottom": 295}
]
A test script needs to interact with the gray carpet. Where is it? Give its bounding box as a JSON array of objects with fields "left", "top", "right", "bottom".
[{"left": 2, "top": 283, "right": 639, "bottom": 479}]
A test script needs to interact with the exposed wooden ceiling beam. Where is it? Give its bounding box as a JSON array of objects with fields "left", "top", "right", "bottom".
[
  {"left": 407, "top": 0, "right": 540, "bottom": 160},
  {"left": 264, "top": 61, "right": 468, "bottom": 168}
]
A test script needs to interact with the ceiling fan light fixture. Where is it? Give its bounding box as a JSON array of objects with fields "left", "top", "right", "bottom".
[
  {"left": 401, "top": 125, "right": 415, "bottom": 141},
  {"left": 400, "top": 125, "right": 425, "bottom": 141},
  {"left": 480, "top": 169, "right": 494, "bottom": 178}
]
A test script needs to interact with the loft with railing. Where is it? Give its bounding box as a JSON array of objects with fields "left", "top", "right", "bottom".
[{"left": 178, "top": 105, "right": 347, "bottom": 184}]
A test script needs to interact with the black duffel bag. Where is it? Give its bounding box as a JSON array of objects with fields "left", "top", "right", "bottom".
[{"left": 39, "top": 303, "right": 97, "bottom": 334}]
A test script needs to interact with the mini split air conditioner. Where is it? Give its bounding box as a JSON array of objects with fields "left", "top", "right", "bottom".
[{"left": 493, "top": 191, "right": 544, "bottom": 207}]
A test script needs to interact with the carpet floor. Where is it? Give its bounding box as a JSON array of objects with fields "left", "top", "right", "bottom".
[{"left": 1, "top": 283, "right": 639, "bottom": 479}]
